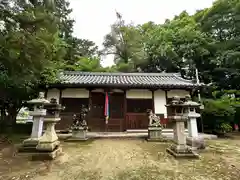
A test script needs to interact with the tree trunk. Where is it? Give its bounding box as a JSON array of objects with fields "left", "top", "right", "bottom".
[
  {"left": 5, "top": 107, "right": 18, "bottom": 134},
  {"left": 0, "top": 107, "right": 7, "bottom": 133}
]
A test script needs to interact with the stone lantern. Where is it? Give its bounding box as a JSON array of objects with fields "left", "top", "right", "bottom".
[
  {"left": 33, "top": 98, "right": 64, "bottom": 160},
  {"left": 165, "top": 96, "right": 199, "bottom": 158},
  {"left": 19, "top": 92, "right": 49, "bottom": 152},
  {"left": 183, "top": 95, "right": 205, "bottom": 150}
]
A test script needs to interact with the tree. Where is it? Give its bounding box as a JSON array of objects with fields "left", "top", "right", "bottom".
[
  {"left": 195, "top": 0, "right": 240, "bottom": 89},
  {"left": 28, "top": 0, "right": 55, "bottom": 9},
  {"left": 65, "top": 38, "right": 99, "bottom": 65},
  {"left": 0, "top": 1, "right": 65, "bottom": 131},
  {"left": 102, "top": 11, "right": 145, "bottom": 72}
]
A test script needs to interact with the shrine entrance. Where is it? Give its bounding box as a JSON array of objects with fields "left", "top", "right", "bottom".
[{"left": 88, "top": 92, "right": 124, "bottom": 132}]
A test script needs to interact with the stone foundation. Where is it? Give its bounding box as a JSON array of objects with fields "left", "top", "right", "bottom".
[
  {"left": 18, "top": 138, "right": 39, "bottom": 153},
  {"left": 66, "top": 129, "right": 88, "bottom": 141},
  {"left": 31, "top": 146, "right": 62, "bottom": 161},
  {"left": 186, "top": 136, "right": 205, "bottom": 150},
  {"left": 147, "top": 127, "right": 167, "bottom": 142},
  {"left": 166, "top": 144, "right": 199, "bottom": 159}
]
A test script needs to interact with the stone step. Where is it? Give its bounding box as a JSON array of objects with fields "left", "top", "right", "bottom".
[{"left": 126, "top": 129, "right": 189, "bottom": 133}]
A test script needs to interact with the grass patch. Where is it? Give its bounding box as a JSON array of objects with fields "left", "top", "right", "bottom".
[
  {"left": 113, "top": 166, "right": 177, "bottom": 180},
  {"left": 60, "top": 169, "right": 102, "bottom": 180}
]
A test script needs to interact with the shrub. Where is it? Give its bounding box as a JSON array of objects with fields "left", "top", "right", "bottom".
[{"left": 202, "top": 98, "right": 235, "bottom": 133}]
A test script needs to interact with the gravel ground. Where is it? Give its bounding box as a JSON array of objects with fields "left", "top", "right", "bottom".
[{"left": 1, "top": 136, "right": 240, "bottom": 180}]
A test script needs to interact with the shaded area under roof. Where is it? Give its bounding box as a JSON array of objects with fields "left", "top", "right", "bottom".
[{"left": 51, "top": 71, "right": 202, "bottom": 89}]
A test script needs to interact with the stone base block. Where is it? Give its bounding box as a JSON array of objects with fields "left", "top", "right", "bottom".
[
  {"left": 18, "top": 138, "right": 39, "bottom": 153},
  {"left": 66, "top": 137, "right": 89, "bottom": 142},
  {"left": 72, "top": 130, "right": 87, "bottom": 139},
  {"left": 22, "top": 138, "right": 39, "bottom": 146},
  {"left": 166, "top": 144, "right": 199, "bottom": 159},
  {"left": 148, "top": 126, "right": 163, "bottom": 140},
  {"left": 18, "top": 146, "right": 62, "bottom": 160},
  {"left": 186, "top": 137, "right": 205, "bottom": 150},
  {"left": 31, "top": 147, "right": 62, "bottom": 161},
  {"left": 18, "top": 145, "right": 37, "bottom": 153},
  {"left": 147, "top": 136, "right": 169, "bottom": 142},
  {"left": 36, "top": 140, "right": 60, "bottom": 151}
]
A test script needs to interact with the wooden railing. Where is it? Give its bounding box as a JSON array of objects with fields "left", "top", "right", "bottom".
[{"left": 125, "top": 113, "right": 148, "bottom": 129}]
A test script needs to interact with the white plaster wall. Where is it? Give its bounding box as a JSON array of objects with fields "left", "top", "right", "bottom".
[
  {"left": 126, "top": 89, "right": 152, "bottom": 99},
  {"left": 154, "top": 90, "right": 167, "bottom": 118},
  {"left": 62, "top": 88, "right": 89, "bottom": 98},
  {"left": 167, "top": 90, "right": 189, "bottom": 98},
  {"left": 47, "top": 88, "right": 60, "bottom": 103}
]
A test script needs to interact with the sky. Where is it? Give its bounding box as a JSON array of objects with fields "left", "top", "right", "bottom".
[{"left": 69, "top": 0, "right": 215, "bottom": 67}]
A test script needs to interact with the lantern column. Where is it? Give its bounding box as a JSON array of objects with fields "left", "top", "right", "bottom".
[{"left": 184, "top": 95, "right": 205, "bottom": 150}]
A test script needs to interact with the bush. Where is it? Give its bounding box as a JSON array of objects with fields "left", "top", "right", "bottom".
[{"left": 202, "top": 98, "right": 235, "bottom": 133}]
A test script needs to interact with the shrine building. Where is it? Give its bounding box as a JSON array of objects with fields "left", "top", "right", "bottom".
[{"left": 46, "top": 71, "right": 202, "bottom": 132}]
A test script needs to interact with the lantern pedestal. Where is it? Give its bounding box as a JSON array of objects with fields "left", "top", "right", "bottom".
[
  {"left": 31, "top": 117, "right": 62, "bottom": 160},
  {"left": 166, "top": 116, "right": 199, "bottom": 159},
  {"left": 186, "top": 136, "right": 205, "bottom": 150}
]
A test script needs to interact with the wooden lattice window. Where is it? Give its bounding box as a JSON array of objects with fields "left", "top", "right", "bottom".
[
  {"left": 61, "top": 98, "right": 89, "bottom": 114},
  {"left": 127, "top": 99, "right": 152, "bottom": 113}
]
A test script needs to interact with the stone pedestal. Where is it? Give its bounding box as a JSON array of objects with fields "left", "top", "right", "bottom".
[
  {"left": 32, "top": 117, "right": 62, "bottom": 160},
  {"left": 186, "top": 136, "right": 205, "bottom": 150},
  {"left": 166, "top": 116, "right": 199, "bottom": 159},
  {"left": 67, "top": 128, "right": 88, "bottom": 141},
  {"left": 147, "top": 126, "right": 167, "bottom": 142}
]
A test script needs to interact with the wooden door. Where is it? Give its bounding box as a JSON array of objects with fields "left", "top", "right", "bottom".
[
  {"left": 88, "top": 92, "right": 105, "bottom": 131},
  {"left": 108, "top": 93, "right": 124, "bottom": 132}
]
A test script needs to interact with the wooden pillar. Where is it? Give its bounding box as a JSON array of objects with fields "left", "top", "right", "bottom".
[
  {"left": 88, "top": 89, "right": 92, "bottom": 118},
  {"left": 151, "top": 90, "right": 155, "bottom": 113},
  {"left": 123, "top": 90, "right": 127, "bottom": 131},
  {"left": 59, "top": 88, "right": 63, "bottom": 104},
  {"left": 165, "top": 90, "right": 168, "bottom": 118},
  {"left": 44, "top": 88, "right": 48, "bottom": 98}
]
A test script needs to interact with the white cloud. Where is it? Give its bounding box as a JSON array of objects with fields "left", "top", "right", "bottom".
[{"left": 69, "top": 0, "right": 215, "bottom": 67}]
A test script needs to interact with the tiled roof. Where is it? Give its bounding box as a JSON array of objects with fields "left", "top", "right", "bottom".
[{"left": 57, "top": 71, "right": 202, "bottom": 88}]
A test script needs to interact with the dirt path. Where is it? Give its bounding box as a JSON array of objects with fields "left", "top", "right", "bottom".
[
  {"left": 1, "top": 138, "right": 240, "bottom": 180},
  {"left": 33, "top": 139, "right": 173, "bottom": 180}
]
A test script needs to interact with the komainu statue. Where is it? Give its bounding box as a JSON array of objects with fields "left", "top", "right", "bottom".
[
  {"left": 71, "top": 105, "right": 88, "bottom": 130},
  {"left": 147, "top": 109, "right": 162, "bottom": 128}
]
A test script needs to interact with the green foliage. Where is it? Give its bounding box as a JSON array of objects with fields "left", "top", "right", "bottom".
[
  {"left": 102, "top": 12, "right": 146, "bottom": 71},
  {"left": 202, "top": 98, "right": 236, "bottom": 133},
  {"left": 0, "top": 1, "right": 66, "bottom": 129},
  {"left": 102, "top": 0, "right": 240, "bottom": 91}
]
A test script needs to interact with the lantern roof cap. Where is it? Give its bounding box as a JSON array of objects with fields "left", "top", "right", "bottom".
[
  {"left": 27, "top": 92, "right": 50, "bottom": 105},
  {"left": 183, "top": 95, "right": 200, "bottom": 107}
]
